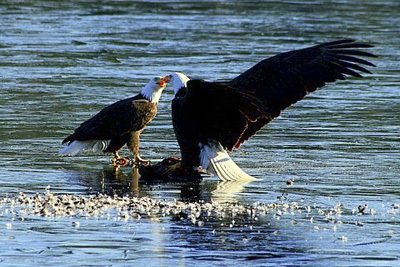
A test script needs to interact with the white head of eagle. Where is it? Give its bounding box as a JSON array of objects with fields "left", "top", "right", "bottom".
[
  {"left": 168, "top": 72, "right": 190, "bottom": 95},
  {"left": 141, "top": 76, "right": 168, "bottom": 104}
]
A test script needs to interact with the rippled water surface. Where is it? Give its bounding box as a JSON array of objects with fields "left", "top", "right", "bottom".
[{"left": 1, "top": 1, "right": 399, "bottom": 266}]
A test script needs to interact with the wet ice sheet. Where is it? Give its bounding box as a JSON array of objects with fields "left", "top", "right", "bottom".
[{"left": 0, "top": 0, "right": 399, "bottom": 266}]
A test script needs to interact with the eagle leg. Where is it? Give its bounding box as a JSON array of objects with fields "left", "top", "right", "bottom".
[
  {"left": 134, "top": 154, "right": 150, "bottom": 166},
  {"left": 129, "top": 131, "right": 150, "bottom": 166}
]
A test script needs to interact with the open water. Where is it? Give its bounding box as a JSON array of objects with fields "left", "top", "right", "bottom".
[{"left": 0, "top": 1, "right": 399, "bottom": 266}]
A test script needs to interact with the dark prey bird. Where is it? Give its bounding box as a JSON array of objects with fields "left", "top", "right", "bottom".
[
  {"left": 167, "top": 39, "right": 376, "bottom": 181},
  {"left": 59, "top": 76, "right": 169, "bottom": 165}
]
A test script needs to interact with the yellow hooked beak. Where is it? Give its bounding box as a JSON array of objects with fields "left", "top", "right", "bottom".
[{"left": 156, "top": 75, "right": 170, "bottom": 87}]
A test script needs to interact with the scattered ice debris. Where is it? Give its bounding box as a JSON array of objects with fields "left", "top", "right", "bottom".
[
  {"left": 358, "top": 204, "right": 368, "bottom": 215},
  {"left": 354, "top": 220, "right": 364, "bottom": 227},
  {"left": 286, "top": 179, "right": 294, "bottom": 186},
  {"left": 0, "top": 191, "right": 398, "bottom": 234}
]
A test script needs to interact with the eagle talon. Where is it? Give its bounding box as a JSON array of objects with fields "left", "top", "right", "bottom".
[
  {"left": 112, "top": 157, "right": 131, "bottom": 166},
  {"left": 133, "top": 160, "right": 150, "bottom": 168},
  {"left": 134, "top": 155, "right": 150, "bottom": 166},
  {"left": 198, "top": 167, "right": 211, "bottom": 176}
]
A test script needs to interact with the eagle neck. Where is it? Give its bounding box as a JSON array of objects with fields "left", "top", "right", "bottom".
[{"left": 140, "top": 86, "right": 163, "bottom": 104}]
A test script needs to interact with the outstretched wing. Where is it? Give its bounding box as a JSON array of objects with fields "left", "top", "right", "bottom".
[
  {"left": 225, "top": 39, "right": 376, "bottom": 149},
  {"left": 62, "top": 96, "right": 156, "bottom": 144}
]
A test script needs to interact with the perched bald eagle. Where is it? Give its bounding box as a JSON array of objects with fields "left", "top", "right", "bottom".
[
  {"left": 168, "top": 40, "right": 376, "bottom": 181},
  {"left": 59, "top": 76, "right": 169, "bottom": 165}
]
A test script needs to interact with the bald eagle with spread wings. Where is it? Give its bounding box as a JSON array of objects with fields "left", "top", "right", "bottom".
[{"left": 167, "top": 39, "right": 376, "bottom": 181}]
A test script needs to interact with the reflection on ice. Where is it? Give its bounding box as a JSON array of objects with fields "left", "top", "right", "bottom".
[{"left": 211, "top": 180, "right": 253, "bottom": 203}]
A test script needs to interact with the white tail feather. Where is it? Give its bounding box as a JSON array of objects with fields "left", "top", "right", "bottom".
[
  {"left": 59, "top": 140, "right": 110, "bottom": 156},
  {"left": 200, "top": 142, "right": 258, "bottom": 181}
]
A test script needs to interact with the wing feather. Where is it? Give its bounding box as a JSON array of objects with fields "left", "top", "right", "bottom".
[
  {"left": 225, "top": 39, "right": 376, "bottom": 149},
  {"left": 62, "top": 96, "right": 156, "bottom": 144}
]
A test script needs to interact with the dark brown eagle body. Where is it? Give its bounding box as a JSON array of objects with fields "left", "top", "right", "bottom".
[
  {"left": 62, "top": 94, "right": 157, "bottom": 154},
  {"left": 172, "top": 81, "right": 262, "bottom": 169},
  {"left": 169, "top": 40, "right": 376, "bottom": 181}
]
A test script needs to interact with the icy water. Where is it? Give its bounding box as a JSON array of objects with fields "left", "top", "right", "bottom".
[{"left": 0, "top": 0, "right": 399, "bottom": 266}]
